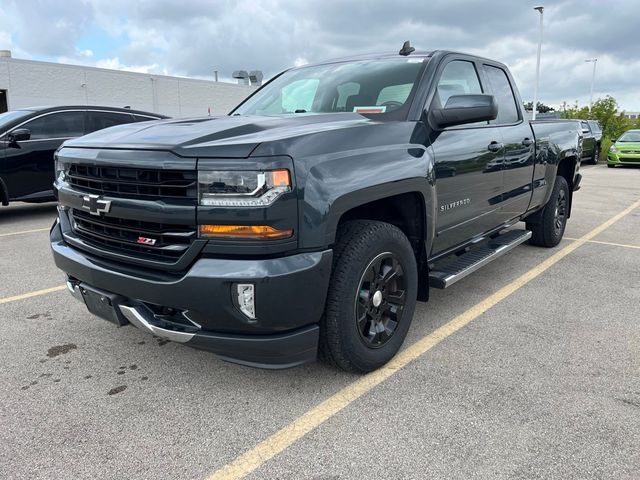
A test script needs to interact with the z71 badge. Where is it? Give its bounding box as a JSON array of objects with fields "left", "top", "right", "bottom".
[
  {"left": 440, "top": 198, "right": 471, "bottom": 212},
  {"left": 136, "top": 236, "right": 157, "bottom": 246}
]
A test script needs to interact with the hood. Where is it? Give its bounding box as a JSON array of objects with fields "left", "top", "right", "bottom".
[
  {"left": 614, "top": 141, "right": 640, "bottom": 152},
  {"left": 64, "top": 113, "right": 372, "bottom": 158}
]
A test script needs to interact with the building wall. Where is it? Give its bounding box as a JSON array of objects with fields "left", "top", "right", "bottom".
[{"left": 0, "top": 57, "right": 255, "bottom": 117}]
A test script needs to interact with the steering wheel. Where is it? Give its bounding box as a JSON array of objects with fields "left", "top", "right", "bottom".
[{"left": 381, "top": 100, "right": 403, "bottom": 111}]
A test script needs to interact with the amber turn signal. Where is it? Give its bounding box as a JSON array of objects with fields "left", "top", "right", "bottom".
[
  {"left": 267, "top": 169, "right": 291, "bottom": 188},
  {"left": 199, "top": 224, "right": 293, "bottom": 240}
]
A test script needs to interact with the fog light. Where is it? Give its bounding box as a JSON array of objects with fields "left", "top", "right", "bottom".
[{"left": 235, "top": 283, "right": 256, "bottom": 319}]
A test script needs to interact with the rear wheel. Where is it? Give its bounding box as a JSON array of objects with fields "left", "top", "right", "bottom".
[
  {"left": 320, "top": 220, "right": 417, "bottom": 373},
  {"left": 526, "top": 175, "right": 569, "bottom": 248}
]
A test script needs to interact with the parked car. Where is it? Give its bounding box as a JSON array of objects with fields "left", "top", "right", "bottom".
[
  {"left": 51, "top": 47, "right": 582, "bottom": 372},
  {"left": 608, "top": 129, "right": 640, "bottom": 167},
  {"left": 578, "top": 119, "right": 602, "bottom": 164},
  {"left": 0, "top": 106, "right": 167, "bottom": 206}
]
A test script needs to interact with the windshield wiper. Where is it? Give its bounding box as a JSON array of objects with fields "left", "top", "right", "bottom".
[{"left": 294, "top": 109, "right": 307, "bottom": 113}]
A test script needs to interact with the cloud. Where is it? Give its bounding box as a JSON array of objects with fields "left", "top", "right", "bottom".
[
  {"left": 1, "top": 0, "right": 639, "bottom": 109},
  {"left": 94, "top": 57, "right": 163, "bottom": 74}
]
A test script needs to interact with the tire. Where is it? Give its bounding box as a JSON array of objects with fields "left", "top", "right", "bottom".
[
  {"left": 526, "top": 175, "right": 569, "bottom": 248},
  {"left": 607, "top": 163, "right": 614, "bottom": 168},
  {"left": 591, "top": 147, "right": 600, "bottom": 165},
  {"left": 319, "top": 220, "right": 418, "bottom": 373}
]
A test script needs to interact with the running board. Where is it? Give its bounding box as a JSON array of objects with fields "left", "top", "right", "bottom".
[{"left": 429, "top": 229, "right": 532, "bottom": 289}]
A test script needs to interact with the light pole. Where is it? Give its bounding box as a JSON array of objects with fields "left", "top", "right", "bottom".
[
  {"left": 532, "top": 6, "right": 544, "bottom": 120},
  {"left": 585, "top": 58, "right": 597, "bottom": 115}
]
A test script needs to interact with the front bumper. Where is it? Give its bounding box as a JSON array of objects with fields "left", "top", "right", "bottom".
[
  {"left": 608, "top": 152, "right": 640, "bottom": 165},
  {"left": 51, "top": 220, "right": 333, "bottom": 368}
]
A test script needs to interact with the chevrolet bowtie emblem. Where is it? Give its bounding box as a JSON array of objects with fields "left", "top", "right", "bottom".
[{"left": 81, "top": 194, "right": 111, "bottom": 216}]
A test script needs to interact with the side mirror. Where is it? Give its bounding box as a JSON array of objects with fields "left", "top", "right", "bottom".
[
  {"left": 611, "top": 138, "right": 617, "bottom": 143},
  {"left": 8, "top": 128, "right": 31, "bottom": 143},
  {"left": 428, "top": 94, "right": 498, "bottom": 130}
]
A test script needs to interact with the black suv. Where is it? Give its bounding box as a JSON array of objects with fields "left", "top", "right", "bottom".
[{"left": 0, "top": 106, "right": 167, "bottom": 206}]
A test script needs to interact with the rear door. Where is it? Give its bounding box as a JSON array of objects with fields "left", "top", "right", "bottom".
[
  {"left": 480, "top": 63, "right": 535, "bottom": 222},
  {"left": 429, "top": 57, "right": 505, "bottom": 254},
  {"left": 4, "top": 110, "right": 85, "bottom": 199}
]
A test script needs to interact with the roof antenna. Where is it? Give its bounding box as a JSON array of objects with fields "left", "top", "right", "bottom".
[{"left": 399, "top": 40, "right": 415, "bottom": 56}]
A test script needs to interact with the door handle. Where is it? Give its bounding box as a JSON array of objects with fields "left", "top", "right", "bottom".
[
  {"left": 522, "top": 138, "right": 534, "bottom": 146},
  {"left": 487, "top": 141, "right": 503, "bottom": 152}
]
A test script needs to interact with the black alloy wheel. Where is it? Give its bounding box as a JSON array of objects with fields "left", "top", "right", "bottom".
[
  {"left": 320, "top": 220, "right": 418, "bottom": 373},
  {"left": 355, "top": 252, "right": 407, "bottom": 348},
  {"left": 554, "top": 188, "right": 567, "bottom": 235}
]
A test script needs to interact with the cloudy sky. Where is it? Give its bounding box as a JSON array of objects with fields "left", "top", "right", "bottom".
[{"left": 1, "top": 0, "right": 639, "bottom": 110}]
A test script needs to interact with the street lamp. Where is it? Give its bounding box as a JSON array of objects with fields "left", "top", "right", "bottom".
[
  {"left": 585, "top": 58, "right": 597, "bottom": 115},
  {"left": 532, "top": 6, "right": 544, "bottom": 120}
]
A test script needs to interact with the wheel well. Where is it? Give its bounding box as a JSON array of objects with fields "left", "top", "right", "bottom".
[
  {"left": 337, "top": 192, "right": 429, "bottom": 301},
  {"left": 556, "top": 156, "right": 576, "bottom": 190},
  {"left": 556, "top": 156, "right": 576, "bottom": 217},
  {"left": 0, "top": 177, "right": 8, "bottom": 206}
]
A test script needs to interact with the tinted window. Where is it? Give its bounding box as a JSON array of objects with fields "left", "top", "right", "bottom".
[
  {"left": 22, "top": 111, "right": 85, "bottom": 139},
  {"left": 87, "top": 111, "right": 134, "bottom": 132},
  {"left": 483, "top": 65, "right": 519, "bottom": 124},
  {"left": 435, "top": 60, "right": 482, "bottom": 107},
  {"left": 0, "top": 110, "right": 32, "bottom": 132}
]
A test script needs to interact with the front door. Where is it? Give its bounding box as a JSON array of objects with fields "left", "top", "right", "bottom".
[
  {"left": 3, "top": 110, "right": 85, "bottom": 199},
  {"left": 429, "top": 58, "right": 505, "bottom": 255}
]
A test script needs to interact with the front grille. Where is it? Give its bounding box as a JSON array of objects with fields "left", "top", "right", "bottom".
[
  {"left": 67, "top": 164, "right": 197, "bottom": 200},
  {"left": 71, "top": 209, "right": 196, "bottom": 263},
  {"left": 619, "top": 157, "right": 640, "bottom": 163}
]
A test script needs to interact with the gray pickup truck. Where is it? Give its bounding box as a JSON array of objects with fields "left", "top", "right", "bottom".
[{"left": 51, "top": 45, "right": 582, "bottom": 372}]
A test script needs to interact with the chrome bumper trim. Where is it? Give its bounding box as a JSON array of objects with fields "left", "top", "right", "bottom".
[{"left": 119, "top": 304, "right": 195, "bottom": 343}]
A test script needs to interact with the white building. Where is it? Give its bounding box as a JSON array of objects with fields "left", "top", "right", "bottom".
[{"left": 0, "top": 51, "right": 255, "bottom": 118}]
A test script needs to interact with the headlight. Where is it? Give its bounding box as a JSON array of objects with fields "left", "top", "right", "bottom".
[
  {"left": 54, "top": 155, "right": 69, "bottom": 183},
  {"left": 609, "top": 145, "right": 618, "bottom": 153},
  {"left": 198, "top": 169, "right": 291, "bottom": 207}
]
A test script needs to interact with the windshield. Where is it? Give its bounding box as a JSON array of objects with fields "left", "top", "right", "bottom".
[
  {"left": 233, "top": 58, "right": 427, "bottom": 119},
  {"left": 618, "top": 131, "right": 640, "bottom": 142},
  {"left": 0, "top": 110, "right": 32, "bottom": 131}
]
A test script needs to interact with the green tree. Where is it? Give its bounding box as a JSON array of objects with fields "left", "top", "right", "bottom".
[
  {"left": 523, "top": 101, "right": 555, "bottom": 113},
  {"left": 561, "top": 95, "right": 632, "bottom": 139},
  {"left": 560, "top": 95, "right": 636, "bottom": 155}
]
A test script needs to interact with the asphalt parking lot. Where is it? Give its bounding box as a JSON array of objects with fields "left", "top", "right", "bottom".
[{"left": 1, "top": 163, "right": 639, "bottom": 480}]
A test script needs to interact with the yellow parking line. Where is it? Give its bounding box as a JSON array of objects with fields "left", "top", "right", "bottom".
[
  {"left": 0, "top": 227, "right": 50, "bottom": 237},
  {"left": 0, "top": 285, "right": 66, "bottom": 305},
  {"left": 564, "top": 237, "right": 640, "bottom": 250},
  {"left": 207, "top": 198, "right": 640, "bottom": 480}
]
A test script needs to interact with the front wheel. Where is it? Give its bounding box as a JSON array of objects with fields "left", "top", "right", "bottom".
[
  {"left": 526, "top": 175, "right": 570, "bottom": 248},
  {"left": 320, "top": 220, "right": 418, "bottom": 373}
]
